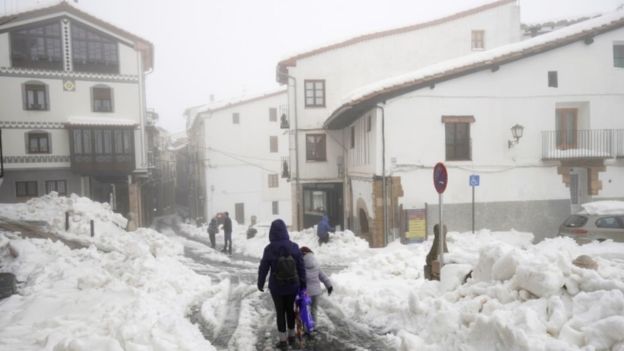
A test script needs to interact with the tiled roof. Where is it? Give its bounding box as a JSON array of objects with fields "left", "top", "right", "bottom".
[
  {"left": 0, "top": 1, "right": 154, "bottom": 71},
  {"left": 324, "top": 10, "right": 624, "bottom": 130},
  {"left": 276, "top": 0, "right": 516, "bottom": 83}
]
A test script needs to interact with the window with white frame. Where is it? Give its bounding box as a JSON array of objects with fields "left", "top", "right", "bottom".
[
  {"left": 270, "top": 136, "right": 278, "bottom": 153},
  {"left": 471, "top": 30, "right": 485, "bottom": 50},
  {"left": 304, "top": 80, "right": 325, "bottom": 107},
  {"left": 268, "top": 174, "right": 279, "bottom": 188},
  {"left": 614, "top": 43, "right": 624, "bottom": 68},
  {"left": 16, "top": 181, "right": 38, "bottom": 198},
  {"left": 27, "top": 131, "right": 50, "bottom": 154},
  {"left": 45, "top": 180, "right": 67, "bottom": 195},
  {"left": 23, "top": 82, "right": 49, "bottom": 110},
  {"left": 92, "top": 86, "right": 113, "bottom": 112},
  {"left": 272, "top": 201, "right": 279, "bottom": 215},
  {"left": 306, "top": 134, "right": 326, "bottom": 161}
]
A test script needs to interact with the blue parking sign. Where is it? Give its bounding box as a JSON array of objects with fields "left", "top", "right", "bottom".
[{"left": 469, "top": 174, "right": 480, "bottom": 187}]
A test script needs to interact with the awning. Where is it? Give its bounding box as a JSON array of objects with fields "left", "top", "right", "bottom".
[{"left": 66, "top": 117, "right": 138, "bottom": 127}]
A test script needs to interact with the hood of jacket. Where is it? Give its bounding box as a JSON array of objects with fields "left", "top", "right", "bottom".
[
  {"left": 269, "top": 219, "right": 290, "bottom": 242},
  {"left": 303, "top": 252, "right": 318, "bottom": 269}
]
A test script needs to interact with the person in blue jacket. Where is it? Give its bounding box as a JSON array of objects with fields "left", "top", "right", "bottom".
[
  {"left": 316, "top": 215, "right": 333, "bottom": 246},
  {"left": 257, "top": 219, "right": 306, "bottom": 349}
]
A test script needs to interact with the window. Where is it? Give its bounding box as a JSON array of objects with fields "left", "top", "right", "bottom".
[
  {"left": 92, "top": 86, "right": 113, "bottom": 112},
  {"left": 72, "top": 128, "right": 133, "bottom": 155},
  {"left": 556, "top": 108, "right": 577, "bottom": 149},
  {"left": 471, "top": 30, "right": 485, "bottom": 50},
  {"left": 444, "top": 119, "right": 471, "bottom": 161},
  {"left": 350, "top": 126, "right": 355, "bottom": 149},
  {"left": 269, "top": 107, "right": 277, "bottom": 122},
  {"left": 232, "top": 112, "right": 240, "bottom": 124},
  {"left": 595, "top": 216, "right": 623, "bottom": 229},
  {"left": 304, "top": 189, "right": 327, "bottom": 215},
  {"left": 71, "top": 22, "right": 119, "bottom": 74},
  {"left": 23, "top": 83, "right": 49, "bottom": 110},
  {"left": 367, "top": 115, "right": 372, "bottom": 132},
  {"left": 45, "top": 180, "right": 67, "bottom": 195},
  {"left": 272, "top": 201, "right": 279, "bottom": 215},
  {"left": 16, "top": 181, "right": 38, "bottom": 197},
  {"left": 304, "top": 80, "right": 325, "bottom": 107},
  {"left": 27, "top": 132, "right": 50, "bottom": 154},
  {"left": 10, "top": 21, "right": 62, "bottom": 70},
  {"left": 614, "top": 44, "right": 624, "bottom": 68},
  {"left": 306, "top": 134, "right": 326, "bottom": 161},
  {"left": 548, "top": 71, "right": 558, "bottom": 87},
  {"left": 268, "top": 174, "right": 279, "bottom": 188},
  {"left": 270, "top": 136, "right": 278, "bottom": 153}
]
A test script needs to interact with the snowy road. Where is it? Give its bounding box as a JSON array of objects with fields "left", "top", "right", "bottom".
[{"left": 169, "top": 220, "right": 392, "bottom": 351}]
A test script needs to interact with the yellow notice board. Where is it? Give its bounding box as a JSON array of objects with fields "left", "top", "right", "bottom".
[{"left": 404, "top": 209, "right": 427, "bottom": 243}]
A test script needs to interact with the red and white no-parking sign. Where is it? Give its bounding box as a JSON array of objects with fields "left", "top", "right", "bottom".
[{"left": 433, "top": 162, "right": 448, "bottom": 194}]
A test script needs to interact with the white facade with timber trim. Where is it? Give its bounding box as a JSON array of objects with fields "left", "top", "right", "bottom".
[{"left": 0, "top": 1, "right": 153, "bottom": 226}]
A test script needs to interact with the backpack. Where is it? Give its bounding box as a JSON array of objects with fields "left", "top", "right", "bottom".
[{"left": 275, "top": 248, "right": 299, "bottom": 285}]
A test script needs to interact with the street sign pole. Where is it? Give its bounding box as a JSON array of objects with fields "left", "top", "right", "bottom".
[
  {"left": 472, "top": 186, "right": 475, "bottom": 234},
  {"left": 438, "top": 192, "right": 444, "bottom": 265},
  {"left": 469, "top": 174, "right": 480, "bottom": 235},
  {"left": 433, "top": 162, "right": 448, "bottom": 269}
]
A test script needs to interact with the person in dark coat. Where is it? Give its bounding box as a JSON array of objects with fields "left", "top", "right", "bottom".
[
  {"left": 207, "top": 216, "right": 218, "bottom": 249},
  {"left": 257, "top": 219, "right": 306, "bottom": 349},
  {"left": 316, "top": 215, "right": 333, "bottom": 246},
  {"left": 222, "top": 212, "right": 232, "bottom": 254}
]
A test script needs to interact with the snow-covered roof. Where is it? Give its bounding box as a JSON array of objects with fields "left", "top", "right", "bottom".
[
  {"left": 276, "top": 0, "right": 515, "bottom": 83},
  {"left": 196, "top": 88, "right": 286, "bottom": 114},
  {"left": 324, "top": 9, "right": 624, "bottom": 130},
  {"left": 67, "top": 116, "right": 137, "bottom": 127},
  {"left": 580, "top": 201, "right": 624, "bottom": 215}
]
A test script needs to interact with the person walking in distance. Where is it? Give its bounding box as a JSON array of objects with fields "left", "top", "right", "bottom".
[
  {"left": 316, "top": 215, "right": 333, "bottom": 246},
  {"left": 222, "top": 212, "right": 232, "bottom": 255},
  {"left": 257, "top": 219, "right": 306, "bottom": 350},
  {"left": 207, "top": 215, "right": 218, "bottom": 249}
]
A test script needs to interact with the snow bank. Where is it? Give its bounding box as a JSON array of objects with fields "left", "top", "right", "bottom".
[
  {"left": 237, "top": 223, "right": 372, "bottom": 266},
  {"left": 0, "top": 194, "right": 216, "bottom": 351},
  {"left": 329, "top": 231, "right": 624, "bottom": 351},
  {"left": 580, "top": 200, "right": 624, "bottom": 215}
]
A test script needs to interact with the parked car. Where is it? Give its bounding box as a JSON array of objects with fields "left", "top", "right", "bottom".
[{"left": 559, "top": 204, "right": 624, "bottom": 244}]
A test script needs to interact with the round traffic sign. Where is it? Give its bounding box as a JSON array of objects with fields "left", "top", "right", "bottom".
[{"left": 433, "top": 162, "right": 448, "bottom": 194}]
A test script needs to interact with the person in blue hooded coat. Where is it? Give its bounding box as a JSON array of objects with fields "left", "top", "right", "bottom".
[
  {"left": 257, "top": 219, "right": 306, "bottom": 349},
  {"left": 316, "top": 215, "right": 333, "bottom": 246}
]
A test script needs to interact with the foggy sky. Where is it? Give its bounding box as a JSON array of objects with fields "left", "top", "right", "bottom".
[{"left": 2, "top": 0, "right": 622, "bottom": 133}]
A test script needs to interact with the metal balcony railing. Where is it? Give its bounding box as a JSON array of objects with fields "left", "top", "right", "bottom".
[{"left": 542, "top": 129, "right": 623, "bottom": 160}]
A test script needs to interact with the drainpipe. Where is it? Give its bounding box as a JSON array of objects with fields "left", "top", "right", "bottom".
[
  {"left": 375, "top": 104, "right": 388, "bottom": 246},
  {"left": 283, "top": 74, "right": 301, "bottom": 230}
]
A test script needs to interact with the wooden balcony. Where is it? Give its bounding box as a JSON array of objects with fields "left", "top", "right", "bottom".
[{"left": 541, "top": 129, "right": 624, "bottom": 160}]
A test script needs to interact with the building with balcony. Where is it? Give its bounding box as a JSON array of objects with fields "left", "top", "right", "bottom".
[
  {"left": 322, "top": 10, "right": 624, "bottom": 244},
  {"left": 0, "top": 1, "right": 153, "bottom": 226},
  {"left": 275, "top": 0, "right": 522, "bottom": 231},
  {"left": 186, "top": 90, "right": 291, "bottom": 226}
]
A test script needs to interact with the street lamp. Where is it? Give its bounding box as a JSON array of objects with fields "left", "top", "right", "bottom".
[{"left": 508, "top": 124, "right": 524, "bottom": 148}]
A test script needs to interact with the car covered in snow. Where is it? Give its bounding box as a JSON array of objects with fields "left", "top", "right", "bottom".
[{"left": 559, "top": 201, "right": 624, "bottom": 244}]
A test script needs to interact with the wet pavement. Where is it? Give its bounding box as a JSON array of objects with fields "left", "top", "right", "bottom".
[{"left": 168, "top": 218, "right": 392, "bottom": 351}]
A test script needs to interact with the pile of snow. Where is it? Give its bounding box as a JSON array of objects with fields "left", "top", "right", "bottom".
[
  {"left": 580, "top": 200, "right": 624, "bottom": 215},
  {"left": 236, "top": 223, "right": 372, "bottom": 266},
  {"left": 0, "top": 195, "right": 216, "bottom": 350},
  {"left": 328, "top": 230, "right": 624, "bottom": 350}
]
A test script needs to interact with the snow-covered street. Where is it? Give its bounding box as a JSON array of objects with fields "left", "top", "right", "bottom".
[{"left": 1, "top": 194, "right": 624, "bottom": 350}]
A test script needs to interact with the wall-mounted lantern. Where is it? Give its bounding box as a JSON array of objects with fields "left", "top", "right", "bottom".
[{"left": 508, "top": 124, "right": 524, "bottom": 148}]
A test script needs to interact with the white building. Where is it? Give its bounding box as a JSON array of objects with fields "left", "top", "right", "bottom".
[
  {"left": 275, "top": 0, "right": 522, "bottom": 231},
  {"left": 0, "top": 1, "right": 153, "bottom": 226},
  {"left": 187, "top": 90, "right": 291, "bottom": 226},
  {"left": 323, "top": 11, "right": 624, "bottom": 244}
]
